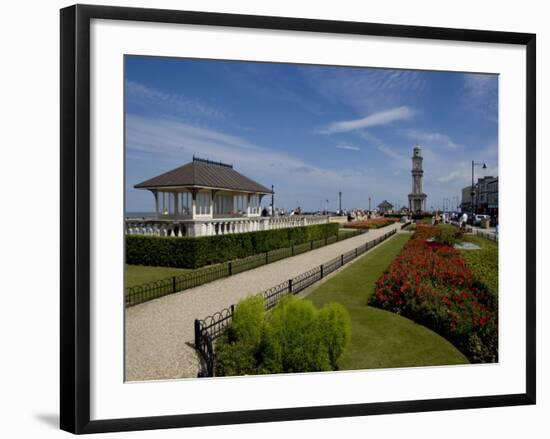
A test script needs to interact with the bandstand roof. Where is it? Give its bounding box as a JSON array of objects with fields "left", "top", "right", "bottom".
[
  {"left": 377, "top": 200, "right": 394, "bottom": 208},
  {"left": 134, "top": 157, "right": 272, "bottom": 194}
]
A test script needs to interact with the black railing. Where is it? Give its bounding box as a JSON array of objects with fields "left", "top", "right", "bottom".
[
  {"left": 475, "top": 229, "right": 499, "bottom": 242},
  {"left": 400, "top": 221, "right": 412, "bottom": 230},
  {"left": 125, "top": 229, "right": 364, "bottom": 306},
  {"left": 194, "top": 228, "right": 397, "bottom": 377}
]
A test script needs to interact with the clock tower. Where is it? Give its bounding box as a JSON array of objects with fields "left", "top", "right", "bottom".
[{"left": 408, "top": 145, "right": 427, "bottom": 213}]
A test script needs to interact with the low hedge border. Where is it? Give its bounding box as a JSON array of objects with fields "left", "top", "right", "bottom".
[
  {"left": 125, "top": 226, "right": 365, "bottom": 306},
  {"left": 127, "top": 223, "right": 339, "bottom": 269}
]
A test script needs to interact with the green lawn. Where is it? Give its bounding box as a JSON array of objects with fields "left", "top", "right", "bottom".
[
  {"left": 460, "top": 234, "right": 498, "bottom": 297},
  {"left": 306, "top": 233, "right": 469, "bottom": 370},
  {"left": 125, "top": 264, "right": 193, "bottom": 288}
]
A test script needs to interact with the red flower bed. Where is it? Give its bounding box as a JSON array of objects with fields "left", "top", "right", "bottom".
[
  {"left": 343, "top": 217, "right": 399, "bottom": 230},
  {"left": 369, "top": 225, "right": 498, "bottom": 363}
]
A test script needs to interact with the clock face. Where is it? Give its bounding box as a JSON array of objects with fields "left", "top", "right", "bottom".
[{"left": 414, "top": 161, "right": 421, "bottom": 170}]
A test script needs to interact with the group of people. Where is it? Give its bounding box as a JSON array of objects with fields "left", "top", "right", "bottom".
[
  {"left": 344, "top": 209, "right": 372, "bottom": 222},
  {"left": 260, "top": 205, "right": 303, "bottom": 217}
]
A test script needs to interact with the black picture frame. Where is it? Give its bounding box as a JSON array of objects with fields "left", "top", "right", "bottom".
[{"left": 60, "top": 4, "right": 536, "bottom": 434}]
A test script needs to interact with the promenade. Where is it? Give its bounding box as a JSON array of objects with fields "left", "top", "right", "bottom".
[{"left": 125, "top": 222, "right": 402, "bottom": 381}]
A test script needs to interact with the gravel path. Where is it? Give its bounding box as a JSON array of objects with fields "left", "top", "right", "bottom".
[{"left": 125, "top": 223, "right": 401, "bottom": 381}]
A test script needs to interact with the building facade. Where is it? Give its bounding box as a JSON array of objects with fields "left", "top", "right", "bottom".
[
  {"left": 408, "top": 146, "right": 427, "bottom": 213},
  {"left": 126, "top": 157, "right": 329, "bottom": 237},
  {"left": 461, "top": 176, "right": 498, "bottom": 216}
]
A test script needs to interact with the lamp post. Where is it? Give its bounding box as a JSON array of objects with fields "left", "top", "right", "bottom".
[
  {"left": 271, "top": 184, "right": 274, "bottom": 217},
  {"left": 338, "top": 191, "right": 342, "bottom": 214},
  {"left": 471, "top": 160, "right": 487, "bottom": 224}
]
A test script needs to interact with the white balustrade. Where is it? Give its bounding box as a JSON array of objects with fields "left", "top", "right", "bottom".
[{"left": 125, "top": 215, "right": 329, "bottom": 238}]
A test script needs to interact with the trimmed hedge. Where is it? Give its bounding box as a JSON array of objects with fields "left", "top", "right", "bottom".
[{"left": 126, "top": 223, "right": 339, "bottom": 268}]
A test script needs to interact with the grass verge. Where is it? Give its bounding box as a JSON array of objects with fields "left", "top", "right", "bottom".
[
  {"left": 306, "top": 233, "right": 469, "bottom": 370},
  {"left": 125, "top": 264, "right": 193, "bottom": 288},
  {"left": 460, "top": 235, "right": 498, "bottom": 297}
]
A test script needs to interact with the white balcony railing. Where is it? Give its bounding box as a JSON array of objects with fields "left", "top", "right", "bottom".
[{"left": 125, "top": 215, "right": 329, "bottom": 238}]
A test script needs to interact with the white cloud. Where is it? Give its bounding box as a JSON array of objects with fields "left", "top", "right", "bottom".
[
  {"left": 464, "top": 74, "right": 497, "bottom": 98},
  {"left": 358, "top": 130, "right": 383, "bottom": 145},
  {"left": 461, "top": 74, "right": 498, "bottom": 123},
  {"left": 402, "top": 129, "right": 461, "bottom": 149},
  {"left": 437, "top": 169, "right": 463, "bottom": 183},
  {"left": 336, "top": 144, "right": 360, "bottom": 151},
  {"left": 126, "top": 81, "right": 227, "bottom": 120},
  {"left": 320, "top": 106, "right": 415, "bottom": 134},
  {"left": 301, "top": 67, "right": 427, "bottom": 114},
  {"left": 377, "top": 144, "right": 403, "bottom": 161},
  {"left": 126, "top": 115, "right": 379, "bottom": 198}
]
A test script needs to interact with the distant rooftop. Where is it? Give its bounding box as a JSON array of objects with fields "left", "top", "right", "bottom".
[{"left": 134, "top": 156, "right": 272, "bottom": 194}]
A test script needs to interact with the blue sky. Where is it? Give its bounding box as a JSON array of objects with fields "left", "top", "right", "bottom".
[{"left": 125, "top": 56, "right": 498, "bottom": 213}]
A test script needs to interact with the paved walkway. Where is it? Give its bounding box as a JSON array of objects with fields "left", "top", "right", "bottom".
[{"left": 125, "top": 223, "right": 402, "bottom": 381}]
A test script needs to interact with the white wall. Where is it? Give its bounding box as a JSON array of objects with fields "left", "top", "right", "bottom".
[{"left": 0, "top": 0, "right": 547, "bottom": 438}]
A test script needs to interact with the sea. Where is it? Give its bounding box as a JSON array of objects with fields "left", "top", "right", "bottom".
[{"left": 125, "top": 211, "right": 156, "bottom": 219}]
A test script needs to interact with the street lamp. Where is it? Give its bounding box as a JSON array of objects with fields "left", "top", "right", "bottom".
[
  {"left": 338, "top": 191, "right": 342, "bottom": 214},
  {"left": 471, "top": 160, "right": 487, "bottom": 223},
  {"left": 271, "top": 184, "right": 275, "bottom": 217}
]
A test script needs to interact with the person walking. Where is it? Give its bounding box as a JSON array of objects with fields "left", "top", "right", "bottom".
[{"left": 460, "top": 212, "right": 468, "bottom": 232}]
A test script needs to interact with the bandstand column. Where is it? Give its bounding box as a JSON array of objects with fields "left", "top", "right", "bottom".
[
  {"left": 173, "top": 192, "right": 179, "bottom": 216},
  {"left": 153, "top": 190, "right": 159, "bottom": 218},
  {"left": 191, "top": 189, "right": 198, "bottom": 219}
]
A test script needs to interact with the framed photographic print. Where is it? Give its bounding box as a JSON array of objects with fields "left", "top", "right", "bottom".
[{"left": 60, "top": 4, "right": 536, "bottom": 434}]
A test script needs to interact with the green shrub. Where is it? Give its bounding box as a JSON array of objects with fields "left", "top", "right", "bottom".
[
  {"left": 215, "top": 296, "right": 352, "bottom": 376},
  {"left": 261, "top": 297, "right": 331, "bottom": 373},
  {"left": 126, "top": 223, "right": 339, "bottom": 268},
  {"left": 316, "top": 303, "right": 352, "bottom": 369},
  {"left": 436, "top": 224, "right": 460, "bottom": 246},
  {"left": 215, "top": 295, "right": 265, "bottom": 376}
]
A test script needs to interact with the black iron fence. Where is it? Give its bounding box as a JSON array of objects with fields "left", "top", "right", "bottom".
[
  {"left": 449, "top": 221, "right": 498, "bottom": 241},
  {"left": 194, "top": 228, "right": 397, "bottom": 377},
  {"left": 125, "top": 229, "right": 364, "bottom": 306},
  {"left": 474, "top": 229, "right": 499, "bottom": 242}
]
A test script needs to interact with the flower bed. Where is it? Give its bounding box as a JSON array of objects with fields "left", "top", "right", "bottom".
[
  {"left": 369, "top": 225, "right": 497, "bottom": 363},
  {"left": 343, "top": 217, "right": 399, "bottom": 230}
]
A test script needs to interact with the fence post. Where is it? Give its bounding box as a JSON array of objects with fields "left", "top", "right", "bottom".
[
  {"left": 230, "top": 304, "right": 235, "bottom": 315},
  {"left": 266, "top": 251, "right": 269, "bottom": 265},
  {"left": 310, "top": 240, "right": 313, "bottom": 250},
  {"left": 289, "top": 278, "right": 293, "bottom": 293},
  {"left": 172, "top": 276, "right": 176, "bottom": 293},
  {"left": 291, "top": 245, "right": 294, "bottom": 256},
  {"left": 341, "top": 254, "right": 344, "bottom": 266},
  {"left": 320, "top": 264, "right": 324, "bottom": 278},
  {"left": 194, "top": 319, "right": 201, "bottom": 349},
  {"left": 355, "top": 248, "right": 358, "bottom": 257},
  {"left": 325, "top": 237, "right": 328, "bottom": 246},
  {"left": 228, "top": 261, "right": 232, "bottom": 276}
]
